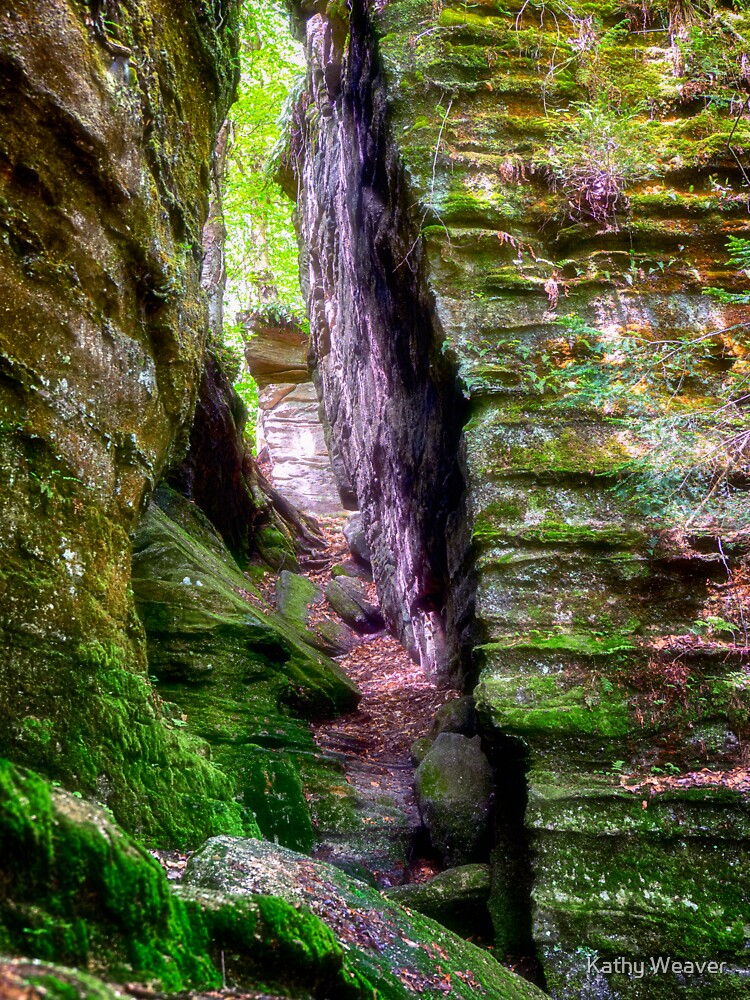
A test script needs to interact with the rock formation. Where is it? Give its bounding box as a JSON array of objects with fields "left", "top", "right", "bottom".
[
  {"left": 0, "top": 0, "right": 246, "bottom": 843},
  {"left": 288, "top": 0, "right": 750, "bottom": 994},
  {"left": 245, "top": 311, "right": 344, "bottom": 513}
]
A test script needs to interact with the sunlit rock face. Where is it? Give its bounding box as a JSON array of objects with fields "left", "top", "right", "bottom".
[
  {"left": 291, "top": 0, "right": 750, "bottom": 993},
  {"left": 0, "top": 0, "right": 243, "bottom": 842},
  {"left": 244, "top": 314, "right": 343, "bottom": 514}
]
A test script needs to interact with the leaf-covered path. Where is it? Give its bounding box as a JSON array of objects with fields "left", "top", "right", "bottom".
[{"left": 303, "top": 517, "right": 458, "bottom": 886}]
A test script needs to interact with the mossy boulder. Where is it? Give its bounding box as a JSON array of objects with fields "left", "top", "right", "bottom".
[
  {"left": 343, "top": 513, "right": 371, "bottom": 565},
  {"left": 131, "top": 485, "right": 360, "bottom": 851},
  {"left": 0, "top": 960, "right": 129, "bottom": 1000},
  {"left": 0, "top": 759, "right": 217, "bottom": 990},
  {"left": 383, "top": 864, "right": 492, "bottom": 940},
  {"left": 175, "top": 887, "right": 370, "bottom": 999},
  {"left": 182, "top": 835, "right": 546, "bottom": 1000},
  {"left": 414, "top": 733, "right": 495, "bottom": 865},
  {"left": 411, "top": 697, "right": 476, "bottom": 765},
  {"left": 0, "top": 761, "right": 381, "bottom": 999},
  {"left": 331, "top": 560, "right": 373, "bottom": 583},
  {"left": 276, "top": 570, "right": 324, "bottom": 625},
  {"left": 325, "top": 578, "right": 384, "bottom": 634}
]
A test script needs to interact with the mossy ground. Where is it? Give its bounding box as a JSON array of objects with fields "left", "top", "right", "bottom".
[{"left": 0, "top": 761, "right": 387, "bottom": 999}]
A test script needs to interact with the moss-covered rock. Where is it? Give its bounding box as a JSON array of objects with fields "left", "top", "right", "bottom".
[
  {"left": 415, "top": 733, "right": 494, "bottom": 865},
  {"left": 182, "top": 835, "right": 546, "bottom": 1000},
  {"left": 0, "top": 960, "right": 129, "bottom": 1000},
  {"left": 276, "top": 570, "right": 324, "bottom": 625},
  {"left": 0, "top": 0, "right": 244, "bottom": 846},
  {"left": 176, "top": 886, "right": 370, "bottom": 999},
  {"left": 383, "top": 864, "right": 492, "bottom": 940},
  {"left": 325, "top": 578, "right": 385, "bottom": 634},
  {"left": 0, "top": 763, "right": 385, "bottom": 999},
  {"left": 0, "top": 760, "right": 217, "bottom": 990},
  {"left": 131, "top": 485, "right": 360, "bottom": 851},
  {"left": 289, "top": 0, "right": 750, "bottom": 989}
]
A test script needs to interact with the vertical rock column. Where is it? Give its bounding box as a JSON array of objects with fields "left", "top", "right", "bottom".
[
  {"left": 289, "top": 1, "right": 470, "bottom": 684},
  {"left": 0, "top": 0, "right": 244, "bottom": 844}
]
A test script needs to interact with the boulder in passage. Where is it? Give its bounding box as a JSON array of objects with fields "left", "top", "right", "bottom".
[
  {"left": 343, "top": 512, "right": 371, "bottom": 565},
  {"left": 384, "top": 863, "right": 492, "bottom": 940},
  {"left": 415, "top": 733, "right": 494, "bottom": 865},
  {"left": 276, "top": 569, "right": 324, "bottom": 624},
  {"left": 325, "top": 577, "right": 385, "bottom": 633}
]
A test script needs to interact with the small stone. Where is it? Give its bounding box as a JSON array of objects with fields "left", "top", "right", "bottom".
[{"left": 343, "top": 512, "right": 371, "bottom": 565}]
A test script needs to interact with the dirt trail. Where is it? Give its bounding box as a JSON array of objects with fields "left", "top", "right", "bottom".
[{"left": 302, "top": 517, "right": 458, "bottom": 886}]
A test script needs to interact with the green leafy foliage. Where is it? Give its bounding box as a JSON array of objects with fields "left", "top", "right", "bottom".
[
  {"left": 705, "top": 236, "right": 750, "bottom": 305},
  {"left": 218, "top": 1, "right": 306, "bottom": 439},
  {"left": 223, "top": 1, "right": 305, "bottom": 319},
  {"left": 535, "top": 101, "right": 659, "bottom": 223},
  {"left": 541, "top": 310, "right": 750, "bottom": 525}
]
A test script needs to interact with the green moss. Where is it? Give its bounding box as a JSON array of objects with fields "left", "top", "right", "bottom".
[
  {"left": 3, "top": 962, "right": 127, "bottom": 1000},
  {"left": 131, "top": 487, "right": 360, "bottom": 850},
  {"left": 0, "top": 760, "right": 218, "bottom": 990},
  {"left": 0, "top": 0, "right": 244, "bottom": 849},
  {"left": 235, "top": 745, "right": 315, "bottom": 852},
  {"left": 181, "top": 837, "right": 546, "bottom": 1000},
  {"left": 179, "top": 886, "right": 370, "bottom": 998}
]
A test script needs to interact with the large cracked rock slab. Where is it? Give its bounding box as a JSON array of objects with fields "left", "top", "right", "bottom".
[
  {"left": 131, "top": 484, "right": 360, "bottom": 852},
  {"left": 258, "top": 382, "right": 342, "bottom": 514}
]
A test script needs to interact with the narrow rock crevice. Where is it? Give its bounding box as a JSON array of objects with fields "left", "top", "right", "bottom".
[{"left": 290, "top": 1, "right": 472, "bottom": 688}]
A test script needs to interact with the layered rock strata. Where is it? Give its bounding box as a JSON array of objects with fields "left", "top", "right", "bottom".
[
  {"left": 289, "top": 0, "right": 750, "bottom": 994},
  {"left": 246, "top": 314, "right": 344, "bottom": 513}
]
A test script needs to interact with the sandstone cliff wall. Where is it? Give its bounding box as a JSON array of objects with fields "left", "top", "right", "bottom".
[
  {"left": 0, "top": 0, "right": 244, "bottom": 843},
  {"left": 290, "top": 0, "right": 750, "bottom": 993}
]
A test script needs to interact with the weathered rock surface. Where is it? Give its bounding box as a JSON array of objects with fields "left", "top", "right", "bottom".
[
  {"left": 0, "top": 960, "right": 126, "bottom": 1000},
  {"left": 415, "top": 733, "right": 494, "bottom": 865},
  {"left": 287, "top": 4, "right": 469, "bottom": 682},
  {"left": 257, "top": 382, "right": 343, "bottom": 515},
  {"left": 276, "top": 569, "right": 324, "bottom": 624},
  {"left": 343, "top": 513, "right": 371, "bottom": 565},
  {"left": 411, "top": 695, "right": 477, "bottom": 764},
  {"left": 332, "top": 559, "right": 373, "bottom": 582},
  {"left": 0, "top": 760, "right": 216, "bottom": 990},
  {"left": 0, "top": 761, "right": 371, "bottom": 999},
  {"left": 384, "top": 864, "right": 492, "bottom": 940},
  {"left": 0, "top": 0, "right": 244, "bottom": 843},
  {"left": 131, "top": 484, "right": 360, "bottom": 852},
  {"left": 325, "top": 577, "right": 385, "bottom": 633},
  {"left": 289, "top": 0, "right": 750, "bottom": 992},
  {"left": 182, "top": 835, "right": 546, "bottom": 1000},
  {"left": 243, "top": 312, "right": 309, "bottom": 387},
  {"left": 246, "top": 313, "right": 343, "bottom": 514}
]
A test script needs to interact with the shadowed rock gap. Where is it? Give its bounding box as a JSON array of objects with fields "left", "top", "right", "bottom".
[
  {"left": 290, "top": 0, "right": 474, "bottom": 688},
  {"left": 287, "top": 0, "right": 545, "bottom": 980}
]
